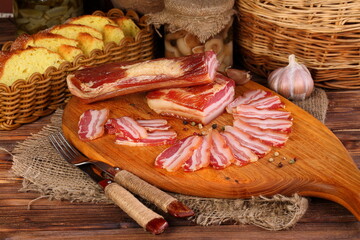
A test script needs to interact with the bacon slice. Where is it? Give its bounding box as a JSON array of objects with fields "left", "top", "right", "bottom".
[
  {"left": 209, "top": 129, "right": 234, "bottom": 169},
  {"left": 224, "top": 126, "right": 271, "bottom": 157},
  {"left": 248, "top": 95, "right": 285, "bottom": 109},
  {"left": 155, "top": 135, "right": 202, "bottom": 172},
  {"left": 226, "top": 89, "right": 271, "bottom": 113},
  {"left": 233, "top": 105, "right": 292, "bottom": 120},
  {"left": 67, "top": 51, "right": 218, "bottom": 103},
  {"left": 115, "top": 130, "right": 177, "bottom": 146},
  {"left": 221, "top": 132, "right": 258, "bottom": 165},
  {"left": 235, "top": 116, "right": 293, "bottom": 133},
  {"left": 136, "top": 119, "right": 171, "bottom": 132},
  {"left": 105, "top": 117, "right": 148, "bottom": 139},
  {"left": 147, "top": 73, "right": 235, "bottom": 124},
  {"left": 182, "top": 134, "right": 212, "bottom": 172},
  {"left": 78, "top": 108, "right": 109, "bottom": 141},
  {"left": 233, "top": 119, "right": 289, "bottom": 147}
]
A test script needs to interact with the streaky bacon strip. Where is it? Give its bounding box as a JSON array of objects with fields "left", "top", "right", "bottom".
[
  {"left": 183, "top": 134, "right": 212, "bottom": 172},
  {"left": 209, "top": 129, "right": 234, "bottom": 170},
  {"left": 235, "top": 116, "right": 293, "bottom": 133},
  {"left": 136, "top": 119, "right": 171, "bottom": 132},
  {"left": 78, "top": 108, "right": 109, "bottom": 141},
  {"left": 67, "top": 51, "right": 219, "bottom": 103},
  {"left": 146, "top": 73, "right": 235, "bottom": 124},
  {"left": 224, "top": 126, "right": 271, "bottom": 158},
  {"left": 248, "top": 95, "right": 285, "bottom": 109},
  {"left": 115, "top": 130, "right": 177, "bottom": 146},
  {"left": 221, "top": 132, "right": 258, "bottom": 165},
  {"left": 233, "top": 105, "right": 292, "bottom": 120},
  {"left": 155, "top": 135, "right": 202, "bottom": 172},
  {"left": 233, "top": 119, "right": 289, "bottom": 147},
  {"left": 226, "top": 89, "right": 271, "bottom": 113},
  {"left": 105, "top": 117, "right": 148, "bottom": 139}
]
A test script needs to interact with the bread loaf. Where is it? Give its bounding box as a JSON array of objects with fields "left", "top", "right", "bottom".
[
  {"left": 115, "top": 17, "right": 141, "bottom": 37},
  {"left": 103, "top": 24, "right": 125, "bottom": 44},
  {"left": 77, "top": 32, "right": 104, "bottom": 56},
  {"left": 49, "top": 23, "right": 103, "bottom": 40},
  {"left": 0, "top": 47, "right": 64, "bottom": 86},
  {"left": 57, "top": 44, "right": 84, "bottom": 62},
  {"left": 66, "top": 15, "right": 117, "bottom": 33}
]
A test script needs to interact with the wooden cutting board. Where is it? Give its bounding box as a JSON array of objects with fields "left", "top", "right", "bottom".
[{"left": 62, "top": 80, "right": 360, "bottom": 220}]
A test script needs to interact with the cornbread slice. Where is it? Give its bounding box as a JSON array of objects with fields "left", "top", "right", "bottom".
[
  {"left": 49, "top": 23, "right": 103, "bottom": 40},
  {"left": 114, "top": 17, "right": 141, "bottom": 38},
  {"left": 58, "top": 44, "right": 83, "bottom": 62},
  {"left": 103, "top": 24, "right": 125, "bottom": 44},
  {"left": 77, "top": 32, "right": 104, "bottom": 56},
  {"left": 66, "top": 15, "right": 117, "bottom": 33},
  {"left": 0, "top": 47, "right": 64, "bottom": 86}
]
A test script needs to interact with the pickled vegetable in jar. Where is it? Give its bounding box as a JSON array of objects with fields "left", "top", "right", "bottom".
[
  {"left": 147, "top": 0, "right": 235, "bottom": 72},
  {"left": 14, "top": 0, "right": 83, "bottom": 35}
]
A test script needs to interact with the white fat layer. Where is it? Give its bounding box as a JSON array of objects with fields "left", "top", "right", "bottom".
[{"left": 123, "top": 59, "right": 183, "bottom": 78}]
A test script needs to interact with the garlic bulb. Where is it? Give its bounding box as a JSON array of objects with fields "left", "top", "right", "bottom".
[{"left": 268, "top": 54, "right": 314, "bottom": 100}]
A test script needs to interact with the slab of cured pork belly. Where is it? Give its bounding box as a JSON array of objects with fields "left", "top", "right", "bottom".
[
  {"left": 209, "top": 129, "right": 234, "bottom": 170},
  {"left": 233, "top": 119, "right": 289, "bottom": 147},
  {"left": 146, "top": 73, "right": 235, "bottom": 125},
  {"left": 67, "top": 51, "right": 218, "bottom": 103},
  {"left": 155, "top": 135, "right": 202, "bottom": 172},
  {"left": 182, "top": 134, "right": 212, "bottom": 172},
  {"left": 78, "top": 108, "right": 109, "bottom": 141}
]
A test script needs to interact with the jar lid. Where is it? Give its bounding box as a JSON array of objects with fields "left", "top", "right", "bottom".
[{"left": 147, "top": 0, "right": 235, "bottom": 43}]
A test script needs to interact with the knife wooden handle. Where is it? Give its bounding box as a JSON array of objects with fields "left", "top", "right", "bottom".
[
  {"left": 99, "top": 180, "right": 168, "bottom": 234},
  {"left": 114, "top": 170, "right": 194, "bottom": 218}
]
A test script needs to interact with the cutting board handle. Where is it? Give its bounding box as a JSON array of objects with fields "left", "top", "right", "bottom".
[{"left": 302, "top": 171, "right": 360, "bottom": 220}]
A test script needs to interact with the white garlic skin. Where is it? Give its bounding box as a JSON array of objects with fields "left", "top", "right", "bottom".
[{"left": 268, "top": 54, "right": 314, "bottom": 100}]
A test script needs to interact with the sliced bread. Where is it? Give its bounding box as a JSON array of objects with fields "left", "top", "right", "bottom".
[
  {"left": 58, "top": 44, "right": 83, "bottom": 62},
  {"left": 103, "top": 24, "right": 125, "bottom": 44},
  {"left": 0, "top": 47, "right": 64, "bottom": 86},
  {"left": 114, "top": 17, "right": 141, "bottom": 38},
  {"left": 49, "top": 23, "right": 103, "bottom": 40},
  {"left": 66, "top": 15, "right": 117, "bottom": 33},
  {"left": 76, "top": 32, "right": 104, "bottom": 56}
]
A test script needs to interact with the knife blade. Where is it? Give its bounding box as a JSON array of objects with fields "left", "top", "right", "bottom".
[
  {"left": 74, "top": 163, "right": 168, "bottom": 234},
  {"left": 90, "top": 161, "right": 194, "bottom": 218}
]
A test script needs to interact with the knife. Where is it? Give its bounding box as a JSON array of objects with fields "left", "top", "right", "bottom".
[
  {"left": 70, "top": 163, "right": 168, "bottom": 234},
  {"left": 90, "top": 161, "right": 194, "bottom": 218}
]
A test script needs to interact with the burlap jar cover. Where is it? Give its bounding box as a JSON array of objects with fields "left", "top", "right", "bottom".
[{"left": 8, "top": 88, "right": 329, "bottom": 231}]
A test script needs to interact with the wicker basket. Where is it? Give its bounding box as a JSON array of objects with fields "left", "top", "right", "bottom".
[
  {"left": 235, "top": 0, "right": 360, "bottom": 89},
  {"left": 0, "top": 8, "right": 155, "bottom": 130}
]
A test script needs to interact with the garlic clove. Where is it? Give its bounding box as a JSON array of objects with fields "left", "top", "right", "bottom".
[{"left": 268, "top": 54, "right": 314, "bottom": 101}]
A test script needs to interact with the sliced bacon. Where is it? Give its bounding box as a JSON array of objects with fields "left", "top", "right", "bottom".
[
  {"left": 147, "top": 73, "right": 235, "bottom": 124},
  {"left": 224, "top": 126, "right": 271, "bottom": 158},
  {"left": 154, "top": 135, "right": 202, "bottom": 172},
  {"left": 136, "top": 119, "right": 171, "bottom": 132},
  {"left": 67, "top": 51, "right": 218, "bottom": 103},
  {"left": 209, "top": 129, "right": 234, "bottom": 170},
  {"left": 233, "top": 105, "right": 292, "bottom": 120},
  {"left": 233, "top": 119, "right": 289, "bottom": 147},
  {"left": 105, "top": 117, "right": 147, "bottom": 139},
  {"left": 226, "top": 89, "right": 271, "bottom": 113},
  {"left": 221, "top": 132, "right": 258, "bottom": 165},
  {"left": 236, "top": 116, "right": 293, "bottom": 133},
  {"left": 183, "top": 134, "right": 212, "bottom": 172},
  {"left": 248, "top": 95, "right": 285, "bottom": 109},
  {"left": 115, "top": 130, "right": 177, "bottom": 146},
  {"left": 78, "top": 108, "right": 109, "bottom": 141}
]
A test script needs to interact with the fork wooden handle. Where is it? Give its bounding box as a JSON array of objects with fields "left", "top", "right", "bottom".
[
  {"left": 99, "top": 180, "right": 168, "bottom": 235},
  {"left": 113, "top": 170, "right": 194, "bottom": 218}
]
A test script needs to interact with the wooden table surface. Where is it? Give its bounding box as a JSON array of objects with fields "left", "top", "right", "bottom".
[{"left": 0, "top": 18, "right": 359, "bottom": 239}]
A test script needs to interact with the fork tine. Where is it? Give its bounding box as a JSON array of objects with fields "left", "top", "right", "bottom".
[
  {"left": 49, "top": 132, "right": 79, "bottom": 161},
  {"left": 57, "top": 132, "right": 82, "bottom": 158},
  {"left": 49, "top": 133, "right": 72, "bottom": 162}
]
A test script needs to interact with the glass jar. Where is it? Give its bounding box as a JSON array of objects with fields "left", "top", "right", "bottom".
[
  {"left": 13, "top": 0, "right": 83, "bottom": 35},
  {"left": 164, "top": 17, "right": 233, "bottom": 73}
]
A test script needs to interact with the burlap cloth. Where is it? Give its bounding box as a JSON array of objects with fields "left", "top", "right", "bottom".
[{"left": 9, "top": 88, "right": 328, "bottom": 231}]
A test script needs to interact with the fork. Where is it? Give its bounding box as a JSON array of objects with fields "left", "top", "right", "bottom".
[
  {"left": 48, "top": 132, "right": 194, "bottom": 218},
  {"left": 48, "top": 131, "right": 169, "bottom": 234}
]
